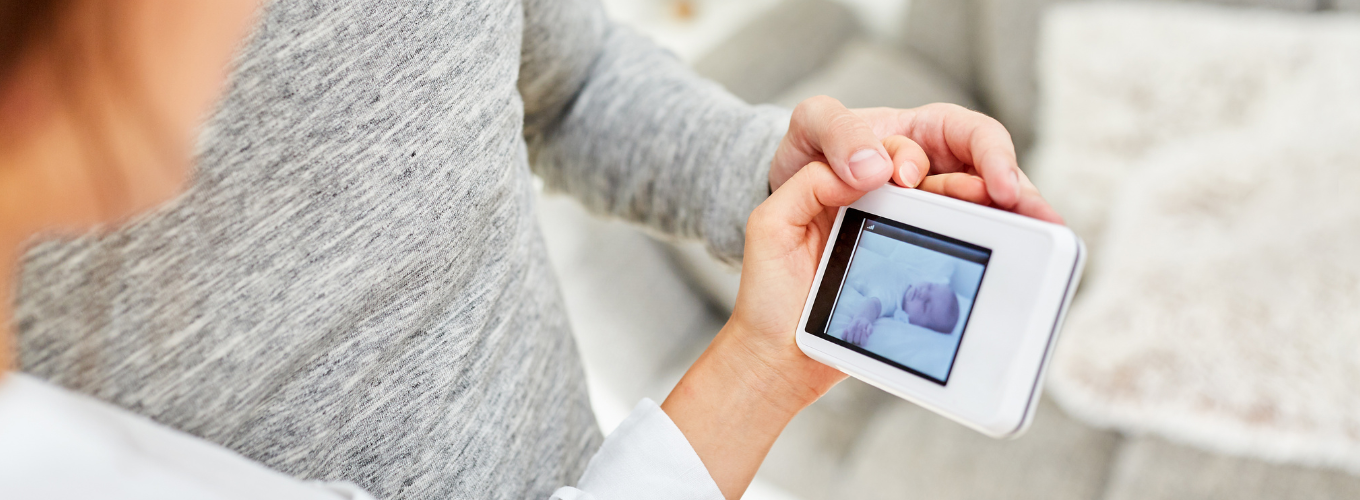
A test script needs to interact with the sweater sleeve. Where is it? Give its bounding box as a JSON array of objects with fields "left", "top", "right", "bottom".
[
  {"left": 548, "top": 399, "right": 724, "bottom": 500},
  {"left": 520, "top": 0, "right": 791, "bottom": 265}
]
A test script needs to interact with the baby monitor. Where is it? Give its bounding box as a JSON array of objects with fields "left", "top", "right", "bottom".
[{"left": 795, "top": 185, "right": 1085, "bottom": 438}]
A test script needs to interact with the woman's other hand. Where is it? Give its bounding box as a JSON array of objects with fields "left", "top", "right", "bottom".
[
  {"left": 662, "top": 161, "right": 864, "bottom": 499},
  {"left": 729, "top": 159, "right": 869, "bottom": 402}
]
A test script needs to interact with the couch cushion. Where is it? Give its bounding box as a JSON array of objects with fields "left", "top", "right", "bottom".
[
  {"left": 693, "top": 0, "right": 859, "bottom": 104},
  {"left": 773, "top": 40, "right": 978, "bottom": 110},
  {"left": 897, "top": 0, "right": 977, "bottom": 93}
]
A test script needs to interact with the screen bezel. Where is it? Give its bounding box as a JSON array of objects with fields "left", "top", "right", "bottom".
[{"left": 805, "top": 208, "right": 991, "bottom": 385}]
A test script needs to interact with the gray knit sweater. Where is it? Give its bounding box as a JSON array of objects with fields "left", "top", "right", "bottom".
[{"left": 15, "top": 0, "right": 787, "bottom": 498}]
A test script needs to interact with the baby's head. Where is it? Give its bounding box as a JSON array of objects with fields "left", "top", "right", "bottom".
[{"left": 902, "top": 282, "right": 960, "bottom": 334}]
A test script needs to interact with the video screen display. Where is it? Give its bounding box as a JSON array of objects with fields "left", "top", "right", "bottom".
[{"left": 806, "top": 209, "right": 990, "bottom": 385}]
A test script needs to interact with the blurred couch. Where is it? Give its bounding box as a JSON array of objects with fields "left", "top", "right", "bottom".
[{"left": 698, "top": 0, "right": 1350, "bottom": 153}]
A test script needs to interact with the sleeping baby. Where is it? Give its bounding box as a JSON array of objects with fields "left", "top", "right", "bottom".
[{"left": 834, "top": 250, "right": 961, "bottom": 347}]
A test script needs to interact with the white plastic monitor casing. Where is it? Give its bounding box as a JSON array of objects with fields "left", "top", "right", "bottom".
[{"left": 795, "top": 185, "right": 1085, "bottom": 438}]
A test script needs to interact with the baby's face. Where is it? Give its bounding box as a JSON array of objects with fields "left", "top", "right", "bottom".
[{"left": 902, "top": 282, "right": 960, "bottom": 334}]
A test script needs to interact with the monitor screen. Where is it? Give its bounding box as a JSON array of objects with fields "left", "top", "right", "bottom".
[{"left": 806, "top": 208, "right": 990, "bottom": 385}]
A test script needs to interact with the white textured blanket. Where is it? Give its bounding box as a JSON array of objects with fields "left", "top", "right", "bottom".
[{"left": 1031, "top": 2, "right": 1360, "bottom": 474}]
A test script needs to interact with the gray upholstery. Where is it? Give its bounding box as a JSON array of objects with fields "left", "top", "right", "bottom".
[
  {"left": 693, "top": 0, "right": 859, "bottom": 105},
  {"left": 1103, "top": 438, "right": 1360, "bottom": 500},
  {"left": 898, "top": 0, "right": 977, "bottom": 96},
  {"left": 700, "top": 0, "right": 1344, "bottom": 157},
  {"left": 772, "top": 40, "right": 978, "bottom": 111}
]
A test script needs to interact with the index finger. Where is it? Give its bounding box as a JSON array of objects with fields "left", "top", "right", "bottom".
[
  {"left": 1012, "top": 169, "right": 1065, "bottom": 224},
  {"left": 895, "top": 104, "right": 1023, "bottom": 209},
  {"left": 936, "top": 105, "right": 1021, "bottom": 209}
]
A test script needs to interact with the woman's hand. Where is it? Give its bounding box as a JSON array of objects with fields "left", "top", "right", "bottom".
[
  {"left": 769, "top": 97, "right": 1063, "bottom": 224},
  {"left": 662, "top": 161, "right": 866, "bottom": 499},
  {"left": 663, "top": 117, "right": 1064, "bottom": 498}
]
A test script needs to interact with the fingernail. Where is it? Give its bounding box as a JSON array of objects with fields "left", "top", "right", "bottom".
[
  {"left": 1011, "top": 170, "right": 1020, "bottom": 191},
  {"left": 902, "top": 161, "right": 920, "bottom": 187},
  {"left": 848, "top": 149, "right": 889, "bottom": 180}
]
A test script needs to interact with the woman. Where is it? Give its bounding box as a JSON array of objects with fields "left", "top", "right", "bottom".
[{"left": 0, "top": 0, "right": 1059, "bottom": 498}]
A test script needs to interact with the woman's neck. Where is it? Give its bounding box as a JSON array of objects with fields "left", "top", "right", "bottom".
[{"left": 0, "top": 239, "right": 17, "bottom": 373}]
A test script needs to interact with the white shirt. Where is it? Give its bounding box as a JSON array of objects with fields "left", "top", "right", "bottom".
[
  {"left": 0, "top": 373, "right": 720, "bottom": 499},
  {"left": 550, "top": 400, "right": 724, "bottom": 500}
]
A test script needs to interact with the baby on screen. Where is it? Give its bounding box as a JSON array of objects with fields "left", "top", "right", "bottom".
[{"left": 835, "top": 257, "right": 960, "bottom": 347}]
